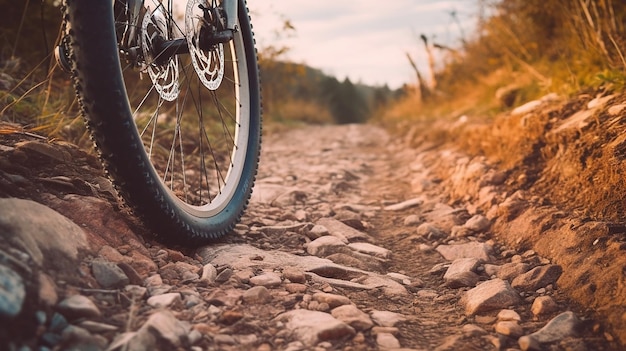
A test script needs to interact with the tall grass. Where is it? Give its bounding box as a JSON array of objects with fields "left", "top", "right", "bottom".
[
  {"left": 384, "top": 0, "right": 626, "bottom": 124},
  {"left": 0, "top": 1, "right": 85, "bottom": 143}
]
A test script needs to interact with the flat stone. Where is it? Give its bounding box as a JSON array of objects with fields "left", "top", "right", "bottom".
[
  {"left": 0, "top": 264, "right": 25, "bottom": 318},
  {"left": 57, "top": 295, "right": 101, "bottom": 320},
  {"left": 518, "top": 311, "right": 580, "bottom": 350},
  {"left": 347, "top": 242, "right": 391, "bottom": 259},
  {"left": 436, "top": 242, "right": 493, "bottom": 261},
  {"left": 249, "top": 272, "right": 282, "bottom": 287},
  {"left": 370, "top": 310, "right": 406, "bottom": 327},
  {"left": 511, "top": 265, "right": 563, "bottom": 292},
  {"left": 306, "top": 236, "right": 347, "bottom": 257},
  {"left": 91, "top": 259, "right": 129, "bottom": 289},
  {"left": 331, "top": 304, "right": 374, "bottom": 331},
  {"left": 463, "top": 279, "right": 520, "bottom": 315},
  {"left": 274, "top": 309, "right": 355, "bottom": 346},
  {"left": 146, "top": 293, "right": 181, "bottom": 308},
  {"left": 497, "top": 262, "right": 530, "bottom": 281},
  {"left": 242, "top": 286, "right": 272, "bottom": 304},
  {"left": 316, "top": 217, "right": 371, "bottom": 242}
]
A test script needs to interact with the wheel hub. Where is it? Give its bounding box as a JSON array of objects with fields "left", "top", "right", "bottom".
[
  {"left": 186, "top": 0, "right": 225, "bottom": 91},
  {"left": 141, "top": 5, "right": 180, "bottom": 101}
]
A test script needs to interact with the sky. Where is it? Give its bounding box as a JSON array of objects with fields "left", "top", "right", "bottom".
[{"left": 247, "top": 0, "right": 480, "bottom": 89}]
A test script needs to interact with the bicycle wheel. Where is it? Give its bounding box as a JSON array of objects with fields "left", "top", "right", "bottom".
[{"left": 64, "top": 0, "right": 261, "bottom": 244}]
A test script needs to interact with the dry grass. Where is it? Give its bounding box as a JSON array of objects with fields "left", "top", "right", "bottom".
[{"left": 384, "top": 0, "right": 626, "bottom": 127}]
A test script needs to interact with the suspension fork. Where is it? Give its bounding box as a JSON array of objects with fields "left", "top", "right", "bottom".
[{"left": 223, "top": 0, "right": 238, "bottom": 31}]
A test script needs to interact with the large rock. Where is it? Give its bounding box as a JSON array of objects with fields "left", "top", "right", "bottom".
[
  {"left": 436, "top": 242, "right": 493, "bottom": 262},
  {"left": 0, "top": 198, "right": 87, "bottom": 268}
]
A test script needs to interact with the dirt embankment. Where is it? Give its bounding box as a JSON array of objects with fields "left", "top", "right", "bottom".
[{"left": 401, "top": 91, "right": 626, "bottom": 345}]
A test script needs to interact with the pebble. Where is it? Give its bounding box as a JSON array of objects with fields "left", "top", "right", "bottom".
[
  {"left": 403, "top": 214, "right": 422, "bottom": 226},
  {"left": 250, "top": 272, "right": 282, "bottom": 287},
  {"left": 417, "top": 222, "right": 446, "bottom": 239},
  {"left": 497, "top": 309, "right": 521, "bottom": 322},
  {"left": 91, "top": 259, "right": 129, "bottom": 289},
  {"left": 274, "top": 309, "right": 356, "bottom": 346},
  {"left": 57, "top": 295, "right": 101, "bottom": 320},
  {"left": 464, "top": 214, "right": 490, "bottom": 232},
  {"left": 200, "top": 264, "right": 218, "bottom": 283},
  {"left": 243, "top": 286, "right": 272, "bottom": 304},
  {"left": 531, "top": 296, "right": 558, "bottom": 316},
  {"left": 146, "top": 293, "right": 182, "bottom": 308},
  {"left": 495, "top": 320, "right": 524, "bottom": 337},
  {"left": 137, "top": 310, "right": 188, "bottom": 348},
  {"left": 307, "top": 225, "right": 330, "bottom": 239},
  {"left": 330, "top": 304, "right": 374, "bottom": 331},
  {"left": 0, "top": 264, "right": 25, "bottom": 318},
  {"left": 312, "top": 292, "right": 352, "bottom": 308},
  {"left": 282, "top": 267, "right": 306, "bottom": 284}
]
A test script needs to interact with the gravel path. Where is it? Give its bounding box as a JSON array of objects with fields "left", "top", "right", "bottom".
[{"left": 0, "top": 124, "right": 619, "bottom": 350}]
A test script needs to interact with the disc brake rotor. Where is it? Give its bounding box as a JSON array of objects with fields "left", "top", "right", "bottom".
[
  {"left": 185, "top": 0, "right": 225, "bottom": 91},
  {"left": 141, "top": 6, "right": 179, "bottom": 101}
]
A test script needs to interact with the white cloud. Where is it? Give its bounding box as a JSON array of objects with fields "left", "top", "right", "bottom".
[{"left": 248, "top": 0, "right": 479, "bottom": 88}]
